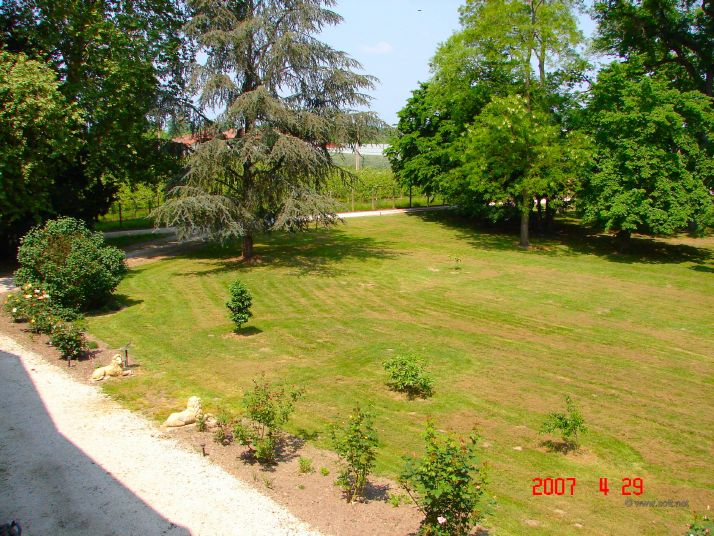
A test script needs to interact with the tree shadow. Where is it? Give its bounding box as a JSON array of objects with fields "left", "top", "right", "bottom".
[
  {"left": 86, "top": 294, "right": 143, "bottom": 317},
  {"left": 691, "top": 264, "right": 714, "bottom": 273},
  {"left": 539, "top": 439, "right": 579, "bottom": 454},
  {"left": 238, "top": 433, "right": 304, "bottom": 471},
  {"left": 235, "top": 326, "right": 262, "bottom": 336},
  {"left": 0, "top": 347, "right": 190, "bottom": 534},
  {"left": 407, "top": 211, "right": 713, "bottom": 266},
  {"left": 177, "top": 227, "right": 401, "bottom": 278},
  {"left": 362, "top": 481, "right": 391, "bottom": 502}
]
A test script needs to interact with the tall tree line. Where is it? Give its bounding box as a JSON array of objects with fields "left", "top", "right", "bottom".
[{"left": 388, "top": 0, "right": 713, "bottom": 249}]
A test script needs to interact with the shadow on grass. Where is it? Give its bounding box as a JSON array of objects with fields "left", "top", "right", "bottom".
[
  {"left": 407, "top": 211, "right": 713, "bottom": 266},
  {"left": 539, "top": 439, "right": 579, "bottom": 454},
  {"left": 691, "top": 264, "right": 714, "bottom": 273},
  {"left": 235, "top": 326, "right": 262, "bottom": 336},
  {"left": 87, "top": 294, "right": 143, "bottom": 317},
  {"left": 177, "top": 226, "right": 401, "bottom": 277}
]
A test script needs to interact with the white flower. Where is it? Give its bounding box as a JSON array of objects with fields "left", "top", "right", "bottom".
[
  {"left": 437, "top": 516, "right": 447, "bottom": 525},
  {"left": 12, "top": 308, "right": 17, "bottom": 313}
]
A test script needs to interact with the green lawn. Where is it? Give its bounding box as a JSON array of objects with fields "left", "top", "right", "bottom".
[{"left": 87, "top": 212, "right": 714, "bottom": 535}]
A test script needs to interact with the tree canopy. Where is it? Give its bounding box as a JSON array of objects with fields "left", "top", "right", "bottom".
[
  {"left": 0, "top": 0, "right": 187, "bottom": 254},
  {"left": 593, "top": 0, "right": 714, "bottom": 97},
  {"left": 579, "top": 61, "right": 714, "bottom": 242},
  {"left": 0, "top": 52, "right": 81, "bottom": 253}
]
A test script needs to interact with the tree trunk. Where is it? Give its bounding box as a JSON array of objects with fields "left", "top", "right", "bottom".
[
  {"left": 242, "top": 234, "right": 254, "bottom": 260},
  {"left": 616, "top": 229, "right": 631, "bottom": 253},
  {"left": 544, "top": 197, "right": 554, "bottom": 233},
  {"left": 520, "top": 193, "right": 531, "bottom": 249}
]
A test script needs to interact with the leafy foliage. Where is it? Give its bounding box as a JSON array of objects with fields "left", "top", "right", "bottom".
[
  {"left": 155, "top": 0, "right": 379, "bottom": 258},
  {"left": 686, "top": 512, "right": 714, "bottom": 535},
  {"left": 593, "top": 0, "right": 714, "bottom": 97},
  {"left": 401, "top": 421, "right": 486, "bottom": 536},
  {"left": 0, "top": 0, "right": 187, "bottom": 253},
  {"left": 455, "top": 94, "right": 589, "bottom": 246},
  {"left": 49, "top": 322, "right": 87, "bottom": 360},
  {"left": 226, "top": 280, "right": 253, "bottom": 332},
  {"left": 383, "top": 353, "right": 434, "bottom": 399},
  {"left": 580, "top": 61, "right": 714, "bottom": 238},
  {"left": 14, "top": 218, "right": 127, "bottom": 313},
  {"left": 0, "top": 51, "right": 81, "bottom": 253},
  {"left": 4, "top": 284, "right": 51, "bottom": 323},
  {"left": 540, "top": 395, "right": 587, "bottom": 449},
  {"left": 298, "top": 456, "right": 314, "bottom": 474},
  {"left": 329, "top": 406, "right": 379, "bottom": 503},
  {"left": 233, "top": 377, "right": 304, "bottom": 464}
]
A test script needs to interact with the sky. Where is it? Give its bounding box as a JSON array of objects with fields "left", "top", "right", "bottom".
[{"left": 319, "top": 0, "right": 597, "bottom": 125}]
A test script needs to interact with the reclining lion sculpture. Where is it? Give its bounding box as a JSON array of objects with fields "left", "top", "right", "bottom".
[
  {"left": 164, "top": 396, "right": 202, "bottom": 427},
  {"left": 90, "top": 354, "right": 130, "bottom": 381}
]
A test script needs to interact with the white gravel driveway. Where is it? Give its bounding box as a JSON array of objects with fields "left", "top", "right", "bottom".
[{"left": 0, "top": 334, "right": 323, "bottom": 536}]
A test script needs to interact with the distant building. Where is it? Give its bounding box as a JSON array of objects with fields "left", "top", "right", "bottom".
[{"left": 327, "top": 144, "right": 390, "bottom": 156}]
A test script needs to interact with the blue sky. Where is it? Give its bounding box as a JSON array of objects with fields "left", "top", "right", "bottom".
[{"left": 319, "top": 1, "right": 597, "bottom": 125}]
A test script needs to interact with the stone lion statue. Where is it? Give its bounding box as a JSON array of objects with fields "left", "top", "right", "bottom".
[
  {"left": 91, "top": 354, "right": 130, "bottom": 381},
  {"left": 164, "top": 396, "right": 202, "bottom": 427}
]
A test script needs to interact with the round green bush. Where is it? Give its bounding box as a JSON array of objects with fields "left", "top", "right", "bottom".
[
  {"left": 14, "top": 217, "right": 126, "bottom": 313},
  {"left": 226, "top": 279, "right": 253, "bottom": 332}
]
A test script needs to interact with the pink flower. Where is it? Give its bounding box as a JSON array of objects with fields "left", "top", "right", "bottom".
[{"left": 437, "top": 516, "right": 447, "bottom": 525}]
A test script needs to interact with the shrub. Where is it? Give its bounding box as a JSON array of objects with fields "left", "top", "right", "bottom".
[
  {"left": 383, "top": 353, "right": 434, "bottom": 399},
  {"left": 687, "top": 512, "right": 714, "bottom": 535},
  {"left": 49, "top": 322, "right": 87, "bottom": 359},
  {"left": 329, "top": 406, "right": 379, "bottom": 503},
  {"left": 320, "top": 467, "right": 330, "bottom": 477},
  {"left": 226, "top": 279, "right": 253, "bottom": 332},
  {"left": 213, "top": 410, "right": 235, "bottom": 445},
  {"left": 27, "top": 308, "right": 57, "bottom": 335},
  {"left": 298, "top": 456, "right": 314, "bottom": 474},
  {"left": 14, "top": 218, "right": 126, "bottom": 313},
  {"left": 232, "top": 377, "right": 303, "bottom": 463},
  {"left": 400, "top": 421, "right": 486, "bottom": 536},
  {"left": 539, "top": 395, "right": 587, "bottom": 450}
]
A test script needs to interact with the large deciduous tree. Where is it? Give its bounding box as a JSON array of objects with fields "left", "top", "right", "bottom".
[
  {"left": 155, "top": 0, "right": 377, "bottom": 259},
  {"left": 0, "top": 52, "right": 81, "bottom": 254},
  {"left": 454, "top": 95, "right": 589, "bottom": 247},
  {"left": 593, "top": 0, "right": 714, "bottom": 97},
  {"left": 0, "top": 0, "right": 187, "bottom": 253},
  {"left": 580, "top": 61, "right": 714, "bottom": 247}
]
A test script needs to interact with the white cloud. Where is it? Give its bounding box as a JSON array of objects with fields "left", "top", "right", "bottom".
[{"left": 360, "top": 41, "right": 394, "bottom": 55}]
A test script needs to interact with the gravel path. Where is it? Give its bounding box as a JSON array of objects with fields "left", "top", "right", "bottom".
[{"left": 0, "top": 334, "right": 323, "bottom": 536}]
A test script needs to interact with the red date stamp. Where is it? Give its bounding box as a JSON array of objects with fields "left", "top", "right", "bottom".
[
  {"left": 532, "top": 477, "right": 577, "bottom": 495},
  {"left": 531, "top": 477, "right": 644, "bottom": 496}
]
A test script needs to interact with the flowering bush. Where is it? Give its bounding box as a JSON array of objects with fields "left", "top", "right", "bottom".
[
  {"left": 3, "top": 283, "right": 61, "bottom": 334},
  {"left": 14, "top": 217, "right": 126, "bottom": 313},
  {"left": 687, "top": 512, "right": 714, "bottom": 535},
  {"left": 400, "top": 421, "right": 486, "bottom": 536},
  {"left": 226, "top": 279, "right": 253, "bottom": 332},
  {"left": 3, "top": 283, "right": 51, "bottom": 322},
  {"left": 50, "top": 322, "right": 87, "bottom": 359}
]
